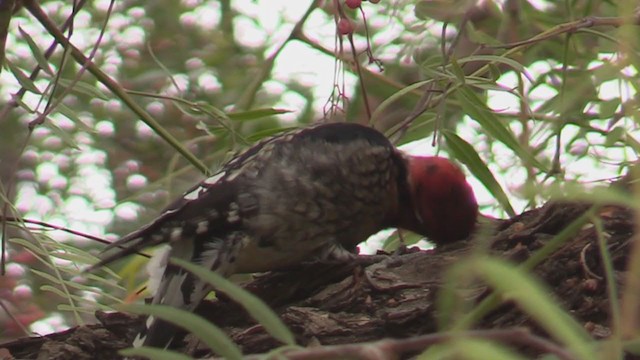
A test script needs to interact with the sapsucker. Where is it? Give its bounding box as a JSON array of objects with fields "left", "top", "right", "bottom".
[{"left": 92, "top": 122, "right": 478, "bottom": 349}]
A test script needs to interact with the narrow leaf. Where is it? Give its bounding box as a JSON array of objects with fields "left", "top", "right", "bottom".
[
  {"left": 56, "top": 103, "right": 97, "bottom": 133},
  {"left": 5, "top": 59, "right": 41, "bottom": 94},
  {"left": 458, "top": 55, "right": 533, "bottom": 83},
  {"left": 121, "top": 304, "right": 242, "bottom": 360},
  {"left": 456, "top": 86, "right": 547, "bottom": 172},
  {"left": 247, "top": 126, "right": 296, "bottom": 142},
  {"left": 58, "top": 304, "right": 112, "bottom": 313},
  {"left": 57, "top": 78, "right": 109, "bottom": 100},
  {"left": 40, "top": 284, "right": 71, "bottom": 299},
  {"left": 473, "top": 258, "right": 595, "bottom": 360},
  {"left": 8, "top": 238, "right": 56, "bottom": 271},
  {"left": 444, "top": 131, "right": 515, "bottom": 217},
  {"left": 31, "top": 268, "right": 64, "bottom": 285},
  {"left": 18, "top": 26, "right": 54, "bottom": 76},
  {"left": 9, "top": 237, "right": 49, "bottom": 257},
  {"left": 371, "top": 79, "right": 431, "bottom": 124},
  {"left": 42, "top": 120, "right": 80, "bottom": 149},
  {"left": 171, "top": 257, "right": 296, "bottom": 346},
  {"left": 228, "top": 108, "right": 292, "bottom": 121}
]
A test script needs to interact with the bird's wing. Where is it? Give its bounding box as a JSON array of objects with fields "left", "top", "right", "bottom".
[{"left": 87, "top": 171, "right": 241, "bottom": 272}]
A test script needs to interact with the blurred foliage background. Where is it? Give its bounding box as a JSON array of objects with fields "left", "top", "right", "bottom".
[{"left": 0, "top": 0, "right": 638, "bottom": 347}]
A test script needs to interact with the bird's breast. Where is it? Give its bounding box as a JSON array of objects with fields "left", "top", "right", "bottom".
[{"left": 230, "top": 232, "right": 325, "bottom": 273}]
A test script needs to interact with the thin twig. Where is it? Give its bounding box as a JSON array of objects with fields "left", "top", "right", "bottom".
[
  {"left": 242, "top": 328, "right": 576, "bottom": 360},
  {"left": 485, "top": 16, "right": 640, "bottom": 50},
  {"left": 0, "top": 215, "right": 150, "bottom": 258}
]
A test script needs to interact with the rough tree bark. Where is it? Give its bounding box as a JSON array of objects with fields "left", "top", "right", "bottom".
[{"left": 0, "top": 200, "right": 633, "bottom": 359}]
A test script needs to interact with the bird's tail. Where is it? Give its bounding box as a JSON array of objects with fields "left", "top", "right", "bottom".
[
  {"left": 85, "top": 223, "right": 171, "bottom": 273},
  {"left": 133, "top": 271, "right": 198, "bottom": 348},
  {"left": 133, "top": 242, "right": 217, "bottom": 349}
]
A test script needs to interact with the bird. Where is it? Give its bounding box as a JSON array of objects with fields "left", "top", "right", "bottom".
[{"left": 90, "top": 122, "right": 479, "bottom": 349}]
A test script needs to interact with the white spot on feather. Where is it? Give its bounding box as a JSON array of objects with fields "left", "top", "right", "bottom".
[
  {"left": 204, "top": 172, "right": 225, "bottom": 184},
  {"left": 183, "top": 187, "right": 202, "bottom": 201},
  {"left": 133, "top": 333, "right": 146, "bottom": 348},
  {"left": 146, "top": 315, "right": 155, "bottom": 329},
  {"left": 227, "top": 202, "right": 240, "bottom": 223},
  {"left": 170, "top": 228, "right": 182, "bottom": 241},
  {"left": 196, "top": 220, "right": 209, "bottom": 234},
  {"left": 146, "top": 245, "right": 170, "bottom": 296},
  {"left": 162, "top": 208, "right": 179, "bottom": 215}
]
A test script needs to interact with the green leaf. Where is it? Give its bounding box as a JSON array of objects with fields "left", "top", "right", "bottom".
[
  {"left": 592, "top": 218, "right": 622, "bottom": 359},
  {"left": 5, "top": 59, "right": 41, "bottom": 94},
  {"left": 34, "top": 269, "right": 123, "bottom": 303},
  {"left": 444, "top": 131, "right": 515, "bottom": 217},
  {"left": 464, "top": 78, "right": 511, "bottom": 92},
  {"left": 50, "top": 240, "right": 102, "bottom": 262},
  {"left": 605, "top": 126, "right": 625, "bottom": 147},
  {"left": 469, "top": 258, "right": 596, "bottom": 360},
  {"left": 381, "top": 231, "right": 428, "bottom": 253},
  {"left": 31, "top": 268, "right": 65, "bottom": 285},
  {"left": 455, "top": 86, "right": 547, "bottom": 172},
  {"left": 121, "top": 304, "right": 243, "bottom": 360},
  {"left": 540, "top": 182, "right": 638, "bottom": 209},
  {"left": 42, "top": 119, "right": 80, "bottom": 150},
  {"left": 120, "top": 347, "right": 195, "bottom": 360},
  {"left": 465, "top": 22, "right": 503, "bottom": 47},
  {"left": 371, "top": 79, "right": 432, "bottom": 125},
  {"left": 521, "top": 206, "right": 597, "bottom": 272},
  {"left": 18, "top": 26, "right": 54, "bottom": 76},
  {"left": 55, "top": 103, "right": 94, "bottom": 134},
  {"left": 450, "top": 57, "right": 467, "bottom": 83},
  {"left": 190, "top": 102, "right": 231, "bottom": 123},
  {"left": 392, "top": 113, "right": 437, "bottom": 146},
  {"left": 599, "top": 98, "right": 621, "bottom": 119},
  {"left": 82, "top": 273, "right": 125, "bottom": 292},
  {"left": 381, "top": 230, "right": 402, "bottom": 252},
  {"left": 414, "top": 1, "right": 466, "bottom": 22},
  {"left": 228, "top": 108, "right": 292, "bottom": 121},
  {"left": 171, "top": 257, "right": 296, "bottom": 346},
  {"left": 51, "top": 251, "right": 95, "bottom": 264},
  {"left": 247, "top": 126, "right": 296, "bottom": 142},
  {"left": 57, "top": 78, "right": 109, "bottom": 101},
  {"left": 40, "top": 284, "right": 71, "bottom": 299},
  {"left": 8, "top": 238, "right": 56, "bottom": 271},
  {"left": 458, "top": 55, "right": 533, "bottom": 83},
  {"left": 58, "top": 303, "right": 112, "bottom": 313},
  {"left": 9, "top": 237, "right": 48, "bottom": 257}
]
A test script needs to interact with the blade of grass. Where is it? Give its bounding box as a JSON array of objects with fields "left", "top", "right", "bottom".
[
  {"left": 444, "top": 130, "right": 515, "bottom": 217},
  {"left": 171, "top": 257, "right": 295, "bottom": 346},
  {"left": 121, "top": 304, "right": 242, "bottom": 360}
]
